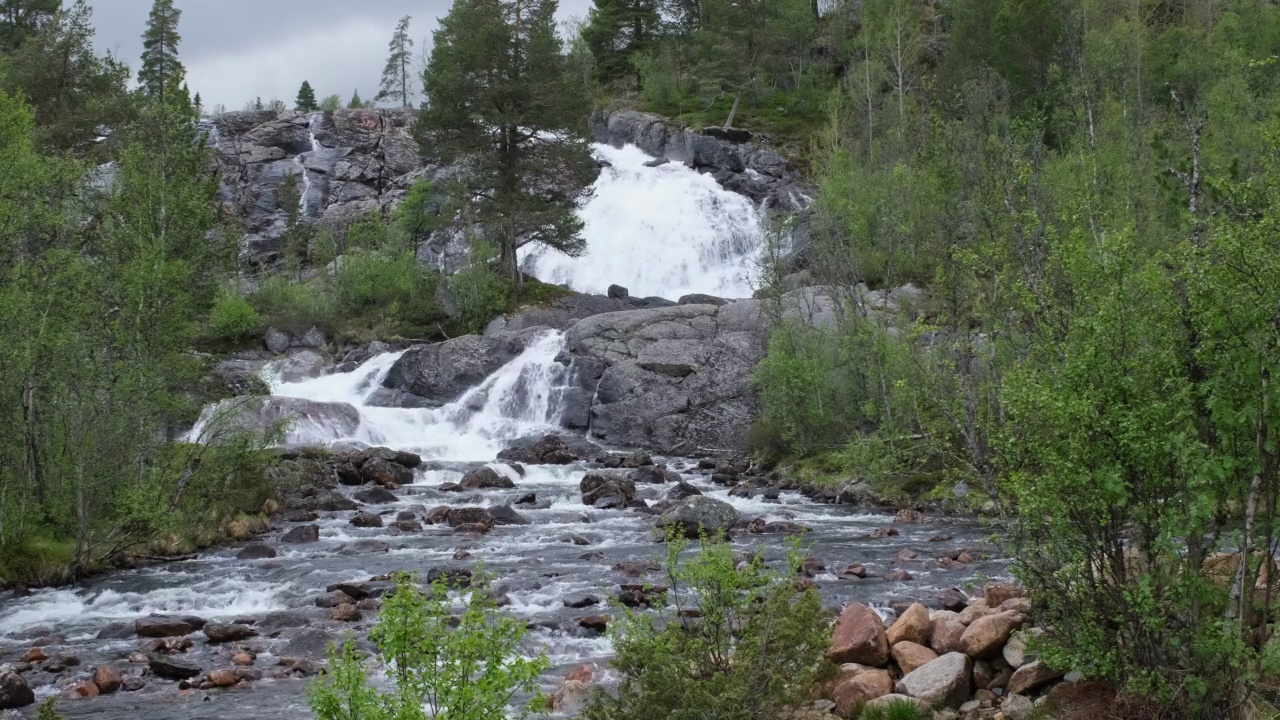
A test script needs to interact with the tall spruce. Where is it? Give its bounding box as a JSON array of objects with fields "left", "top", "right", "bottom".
[
  {"left": 415, "top": 0, "right": 597, "bottom": 281},
  {"left": 376, "top": 15, "right": 414, "bottom": 108},
  {"left": 137, "top": 0, "right": 183, "bottom": 102},
  {"left": 582, "top": 0, "right": 661, "bottom": 85},
  {"left": 347, "top": 89, "right": 363, "bottom": 109},
  {"left": 0, "top": 0, "right": 60, "bottom": 52},
  {"left": 295, "top": 80, "right": 318, "bottom": 111}
]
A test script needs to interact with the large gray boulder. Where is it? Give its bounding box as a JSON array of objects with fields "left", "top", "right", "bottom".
[
  {"left": 894, "top": 652, "right": 972, "bottom": 709},
  {"left": 565, "top": 301, "right": 766, "bottom": 454},
  {"left": 381, "top": 328, "right": 545, "bottom": 404},
  {"left": 657, "top": 496, "right": 740, "bottom": 539},
  {"left": 0, "top": 666, "right": 35, "bottom": 709},
  {"left": 191, "top": 396, "right": 360, "bottom": 443}
]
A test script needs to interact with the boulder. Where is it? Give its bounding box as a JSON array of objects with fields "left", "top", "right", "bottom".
[
  {"left": 341, "top": 539, "right": 390, "bottom": 554},
  {"left": 581, "top": 472, "right": 636, "bottom": 506},
  {"left": 959, "top": 611, "right": 1025, "bottom": 659},
  {"left": 281, "top": 524, "right": 320, "bottom": 543},
  {"left": 1003, "top": 630, "right": 1037, "bottom": 669},
  {"left": 886, "top": 603, "right": 931, "bottom": 646},
  {"left": 208, "top": 669, "right": 240, "bottom": 687},
  {"left": 563, "top": 595, "right": 600, "bottom": 609},
  {"left": 832, "top": 669, "right": 893, "bottom": 718},
  {"left": 203, "top": 624, "right": 258, "bottom": 644},
  {"left": 0, "top": 667, "right": 34, "bottom": 709},
  {"left": 316, "top": 590, "right": 357, "bottom": 608},
  {"left": 329, "top": 604, "right": 361, "bottom": 622},
  {"left": 193, "top": 397, "right": 360, "bottom": 444},
  {"left": 497, "top": 434, "right": 598, "bottom": 465},
  {"left": 148, "top": 655, "right": 203, "bottom": 680},
  {"left": 446, "top": 507, "right": 495, "bottom": 531},
  {"left": 92, "top": 665, "right": 123, "bottom": 694},
  {"left": 1007, "top": 660, "right": 1062, "bottom": 695},
  {"left": 264, "top": 327, "right": 290, "bottom": 354},
  {"left": 958, "top": 598, "right": 993, "bottom": 625},
  {"left": 488, "top": 505, "right": 530, "bottom": 526},
  {"left": 1002, "top": 693, "right": 1035, "bottom": 720},
  {"left": 237, "top": 544, "right": 277, "bottom": 560},
  {"left": 657, "top": 496, "right": 740, "bottom": 539},
  {"left": 548, "top": 664, "right": 595, "bottom": 713},
  {"left": 890, "top": 641, "right": 939, "bottom": 675},
  {"left": 135, "top": 616, "right": 195, "bottom": 638},
  {"left": 827, "top": 603, "right": 890, "bottom": 666},
  {"left": 382, "top": 330, "right": 541, "bottom": 404},
  {"left": 984, "top": 583, "right": 1024, "bottom": 608},
  {"left": 665, "top": 481, "right": 703, "bottom": 501},
  {"left": 274, "top": 350, "right": 328, "bottom": 383},
  {"left": 894, "top": 652, "right": 972, "bottom": 709},
  {"left": 349, "top": 511, "right": 384, "bottom": 528},
  {"left": 354, "top": 486, "right": 400, "bottom": 504},
  {"left": 930, "top": 617, "right": 967, "bottom": 656},
  {"left": 360, "top": 457, "right": 414, "bottom": 488},
  {"left": 460, "top": 466, "right": 516, "bottom": 490}
]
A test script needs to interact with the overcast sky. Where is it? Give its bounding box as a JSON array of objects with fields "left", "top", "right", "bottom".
[{"left": 85, "top": 0, "right": 593, "bottom": 111}]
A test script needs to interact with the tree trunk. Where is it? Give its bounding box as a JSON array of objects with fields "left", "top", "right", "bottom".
[{"left": 725, "top": 91, "right": 742, "bottom": 129}]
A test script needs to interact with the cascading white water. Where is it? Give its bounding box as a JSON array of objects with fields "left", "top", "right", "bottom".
[
  {"left": 521, "top": 143, "right": 766, "bottom": 299},
  {"left": 258, "top": 331, "right": 572, "bottom": 461}
]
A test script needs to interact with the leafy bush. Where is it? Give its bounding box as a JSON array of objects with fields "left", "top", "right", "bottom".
[
  {"left": 582, "top": 534, "right": 831, "bottom": 720},
  {"left": 208, "top": 289, "right": 263, "bottom": 340},
  {"left": 449, "top": 258, "right": 511, "bottom": 335},
  {"left": 309, "top": 571, "right": 548, "bottom": 720},
  {"left": 857, "top": 699, "right": 930, "bottom": 720},
  {"left": 249, "top": 275, "right": 336, "bottom": 334}
]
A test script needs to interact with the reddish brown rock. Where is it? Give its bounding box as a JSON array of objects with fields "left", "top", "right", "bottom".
[
  {"left": 548, "top": 664, "right": 595, "bottom": 713},
  {"left": 328, "top": 604, "right": 362, "bottom": 622},
  {"left": 20, "top": 648, "right": 47, "bottom": 664},
  {"left": 832, "top": 668, "right": 893, "bottom": 719},
  {"left": 886, "top": 604, "right": 931, "bottom": 646},
  {"left": 232, "top": 652, "right": 255, "bottom": 667},
  {"left": 929, "top": 618, "right": 966, "bottom": 655},
  {"left": 827, "top": 603, "right": 890, "bottom": 666},
  {"left": 959, "top": 611, "right": 1025, "bottom": 659},
  {"left": 958, "top": 598, "right": 993, "bottom": 625},
  {"left": 841, "top": 564, "right": 868, "bottom": 578},
  {"left": 1007, "top": 660, "right": 1063, "bottom": 695},
  {"left": 983, "top": 583, "right": 1024, "bottom": 608},
  {"left": 891, "top": 641, "right": 939, "bottom": 675},
  {"left": 208, "top": 669, "right": 239, "bottom": 688},
  {"left": 69, "top": 681, "right": 99, "bottom": 699},
  {"left": 92, "top": 665, "right": 123, "bottom": 694}
]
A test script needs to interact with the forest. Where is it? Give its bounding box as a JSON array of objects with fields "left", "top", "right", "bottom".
[{"left": 1, "top": 0, "right": 1280, "bottom": 718}]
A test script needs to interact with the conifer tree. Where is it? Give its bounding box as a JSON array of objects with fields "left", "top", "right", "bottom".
[
  {"left": 583, "top": 0, "right": 661, "bottom": 85},
  {"left": 0, "top": 0, "right": 60, "bottom": 52},
  {"left": 295, "top": 80, "right": 318, "bottom": 111},
  {"left": 376, "top": 15, "right": 414, "bottom": 108},
  {"left": 137, "top": 0, "right": 183, "bottom": 102},
  {"left": 416, "top": 0, "right": 597, "bottom": 281},
  {"left": 347, "top": 89, "right": 363, "bottom": 109}
]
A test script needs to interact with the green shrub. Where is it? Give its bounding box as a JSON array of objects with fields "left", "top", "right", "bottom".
[
  {"left": 208, "top": 289, "right": 263, "bottom": 340},
  {"left": 857, "top": 698, "right": 931, "bottom": 720},
  {"left": 449, "top": 260, "right": 511, "bottom": 335},
  {"left": 308, "top": 572, "right": 547, "bottom": 720},
  {"left": 582, "top": 534, "right": 832, "bottom": 720},
  {"left": 249, "top": 275, "right": 336, "bottom": 334}
]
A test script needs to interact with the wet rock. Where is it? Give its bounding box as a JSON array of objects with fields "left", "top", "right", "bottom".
[
  {"left": 329, "top": 604, "right": 362, "bottom": 622},
  {"left": 237, "top": 544, "right": 278, "bottom": 560},
  {"left": 938, "top": 588, "right": 968, "bottom": 612},
  {"left": 148, "top": 655, "right": 203, "bottom": 680},
  {"left": 891, "top": 641, "right": 939, "bottom": 675},
  {"left": 460, "top": 466, "right": 516, "bottom": 489},
  {"left": 446, "top": 507, "right": 495, "bottom": 531},
  {"left": 578, "top": 616, "right": 609, "bottom": 633},
  {"left": 359, "top": 457, "right": 413, "bottom": 488},
  {"left": 833, "top": 668, "right": 893, "bottom": 719},
  {"left": 564, "top": 594, "right": 600, "bottom": 609},
  {"left": 497, "top": 434, "right": 596, "bottom": 465},
  {"left": 657, "top": 496, "right": 740, "bottom": 539},
  {"left": 895, "top": 652, "right": 971, "bottom": 708},
  {"left": 200, "top": 396, "right": 361, "bottom": 440},
  {"left": 548, "top": 664, "right": 595, "bottom": 713},
  {"left": 665, "top": 481, "right": 702, "bottom": 501},
  {"left": 148, "top": 637, "right": 193, "bottom": 654},
  {"left": 95, "top": 622, "right": 135, "bottom": 640},
  {"left": 203, "top": 624, "right": 258, "bottom": 644},
  {"left": 0, "top": 667, "right": 34, "bottom": 709},
  {"left": 20, "top": 648, "right": 47, "bottom": 663},
  {"left": 886, "top": 603, "right": 932, "bottom": 646},
  {"left": 581, "top": 472, "right": 636, "bottom": 506},
  {"left": 826, "top": 603, "right": 890, "bottom": 667},
  {"left": 281, "top": 524, "right": 321, "bottom": 543},
  {"left": 233, "top": 652, "right": 255, "bottom": 667},
  {"left": 264, "top": 328, "right": 290, "bottom": 354},
  {"left": 259, "top": 611, "right": 310, "bottom": 630},
  {"left": 885, "top": 570, "right": 913, "bottom": 582},
  {"left": 316, "top": 590, "right": 357, "bottom": 608},
  {"left": 68, "top": 680, "right": 99, "bottom": 699},
  {"left": 350, "top": 511, "right": 384, "bottom": 528},
  {"left": 354, "top": 486, "right": 400, "bottom": 504},
  {"left": 488, "top": 505, "right": 531, "bottom": 526},
  {"left": 984, "top": 583, "right": 1024, "bottom": 608},
  {"left": 135, "top": 616, "right": 196, "bottom": 638},
  {"left": 426, "top": 567, "right": 473, "bottom": 588},
  {"left": 1007, "top": 660, "right": 1062, "bottom": 695},
  {"left": 841, "top": 564, "right": 868, "bottom": 578},
  {"left": 208, "top": 669, "right": 239, "bottom": 688},
  {"left": 314, "top": 491, "right": 359, "bottom": 512},
  {"left": 282, "top": 629, "right": 337, "bottom": 660},
  {"left": 869, "top": 527, "right": 899, "bottom": 539},
  {"left": 92, "top": 665, "right": 123, "bottom": 694},
  {"left": 1002, "top": 693, "right": 1035, "bottom": 720},
  {"left": 959, "top": 611, "right": 1025, "bottom": 659},
  {"left": 383, "top": 330, "right": 543, "bottom": 404}
]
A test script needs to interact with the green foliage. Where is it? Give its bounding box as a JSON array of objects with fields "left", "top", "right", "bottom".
[
  {"left": 137, "top": 0, "right": 184, "bottom": 102},
  {"left": 308, "top": 571, "right": 548, "bottom": 720},
  {"left": 35, "top": 697, "right": 63, "bottom": 720},
  {"left": 208, "top": 288, "right": 263, "bottom": 340},
  {"left": 583, "top": 0, "right": 661, "bottom": 85},
  {"left": 295, "top": 80, "right": 318, "bottom": 111},
  {"left": 856, "top": 699, "right": 930, "bottom": 720},
  {"left": 416, "top": 0, "right": 597, "bottom": 280},
  {"left": 346, "top": 89, "right": 364, "bottom": 109},
  {"left": 0, "top": 0, "right": 60, "bottom": 52},
  {"left": 319, "top": 94, "right": 341, "bottom": 112},
  {"left": 377, "top": 15, "right": 414, "bottom": 108},
  {"left": 449, "top": 249, "right": 512, "bottom": 335},
  {"left": 583, "top": 534, "right": 831, "bottom": 720}
]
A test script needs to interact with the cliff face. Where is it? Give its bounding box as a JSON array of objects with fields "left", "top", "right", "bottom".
[{"left": 207, "top": 109, "right": 460, "bottom": 268}]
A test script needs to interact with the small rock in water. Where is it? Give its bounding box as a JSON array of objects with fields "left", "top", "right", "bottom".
[
  {"left": 886, "top": 570, "right": 913, "bottom": 582},
  {"left": 349, "top": 511, "right": 384, "bottom": 528},
  {"left": 207, "top": 669, "right": 239, "bottom": 688},
  {"left": 237, "top": 544, "right": 277, "bottom": 560},
  {"left": 148, "top": 655, "right": 203, "bottom": 680},
  {"left": 203, "top": 624, "right": 258, "bottom": 644},
  {"left": 135, "top": 616, "right": 196, "bottom": 638},
  {"left": 281, "top": 525, "right": 320, "bottom": 544},
  {"left": 564, "top": 594, "right": 600, "bottom": 609},
  {"left": 607, "top": 284, "right": 629, "bottom": 299},
  {"left": 578, "top": 616, "right": 609, "bottom": 633},
  {"left": 232, "top": 652, "right": 255, "bottom": 667},
  {"left": 95, "top": 666, "right": 126, "bottom": 695},
  {"left": 328, "top": 604, "right": 362, "bottom": 622}
]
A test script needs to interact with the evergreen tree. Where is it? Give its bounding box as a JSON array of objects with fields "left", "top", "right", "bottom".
[
  {"left": 137, "top": 0, "right": 183, "bottom": 102},
  {"left": 416, "top": 0, "right": 597, "bottom": 280},
  {"left": 0, "top": 0, "right": 130, "bottom": 158},
  {"left": 319, "top": 93, "right": 341, "bottom": 111},
  {"left": 376, "top": 15, "right": 414, "bottom": 108},
  {"left": 347, "top": 88, "right": 364, "bottom": 109},
  {"left": 0, "top": 0, "right": 60, "bottom": 52},
  {"left": 295, "top": 80, "right": 318, "bottom": 111},
  {"left": 582, "top": 0, "right": 661, "bottom": 85}
]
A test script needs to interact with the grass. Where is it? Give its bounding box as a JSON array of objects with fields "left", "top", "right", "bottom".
[
  {"left": 0, "top": 536, "right": 79, "bottom": 587},
  {"left": 856, "top": 698, "right": 932, "bottom": 720}
]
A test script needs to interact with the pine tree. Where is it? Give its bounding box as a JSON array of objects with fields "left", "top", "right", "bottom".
[
  {"left": 416, "top": 0, "right": 597, "bottom": 281},
  {"left": 583, "top": 0, "right": 661, "bottom": 85},
  {"left": 295, "top": 80, "right": 318, "bottom": 111},
  {"left": 137, "top": 0, "right": 183, "bottom": 103},
  {"left": 0, "top": 0, "right": 61, "bottom": 52},
  {"left": 376, "top": 15, "right": 414, "bottom": 107},
  {"left": 347, "top": 89, "right": 363, "bottom": 109}
]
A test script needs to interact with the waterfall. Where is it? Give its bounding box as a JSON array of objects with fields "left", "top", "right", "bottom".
[
  {"left": 256, "top": 331, "right": 572, "bottom": 461},
  {"left": 522, "top": 143, "right": 767, "bottom": 300},
  {"left": 296, "top": 111, "right": 327, "bottom": 218}
]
